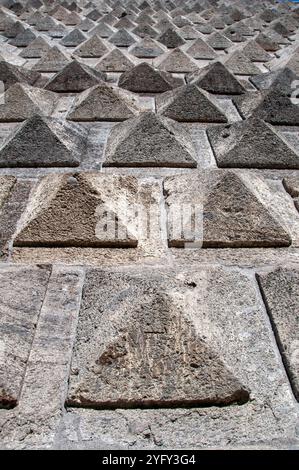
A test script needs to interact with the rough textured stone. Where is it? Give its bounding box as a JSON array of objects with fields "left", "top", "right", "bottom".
[
  {"left": 32, "top": 46, "right": 70, "bottom": 73},
  {"left": 130, "top": 36, "right": 164, "bottom": 58},
  {"left": 19, "top": 36, "right": 51, "bottom": 58},
  {"left": 103, "top": 111, "right": 197, "bottom": 168},
  {"left": 207, "top": 118, "right": 299, "bottom": 169},
  {"left": 157, "top": 47, "right": 198, "bottom": 73},
  {"left": 233, "top": 89, "right": 299, "bottom": 125},
  {"left": 156, "top": 84, "right": 227, "bottom": 123},
  {"left": 0, "top": 176, "right": 16, "bottom": 211},
  {"left": 66, "top": 83, "right": 139, "bottom": 121},
  {"left": 283, "top": 177, "right": 299, "bottom": 198},
  {"left": 0, "top": 115, "right": 87, "bottom": 167},
  {"left": 186, "top": 37, "right": 217, "bottom": 60},
  {"left": 0, "top": 60, "right": 41, "bottom": 91},
  {"left": 0, "top": 83, "right": 58, "bottom": 122},
  {"left": 73, "top": 34, "right": 109, "bottom": 58},
  {"left": 108, "top": 28, "right": 136, "bottom": 47},
  {"left": 223, "top": 51, "right": 261, "bottom": 75},
  {"left": 9, "top": 28, "right": 36, "bottom": 47},
  {"left": 118, "top": 62, "right": 178, "bottom": 93},
  {"left": 67, "top": 268, "right": 249, "bottom": 408},
  {"left": 0, "top": 265, "right": 51, "bottom": 407},
  {"left": 14, "top": 173, "right": 139, "bottom": 248},
  {"left": 242, "top": 40, "right": 272, "bottom": 63},
  {"left": 249, "top": 67, "right": 299, "bottom": 96},
  {"left": 206, "top": 31, "right": 232, "bottom": 50},
  {"left": 96, "top": 48, "right": 134, "bottom": 72},
  {"left": 44, "top": 60, "right": 106, "bottom": 92},
  {"left": 187, "top": 61, "right": 246, "bottom": 95},
  {"left": 257, "top": 268, "right": 299, "bottom": 401},
  {"left": 157, "top": 27, "right": 185, "bottom": 48}
]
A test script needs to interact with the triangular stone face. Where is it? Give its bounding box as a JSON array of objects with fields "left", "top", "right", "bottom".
[
  {"left": 250, "top": 68, "right": 299, "bottom": 96},
  {"left": 14, "top": 173, "right": 138, "bottom": 247},
  {"left": 103, "top": 111, "right": 197, "bottom": 168},
  {"left": 132, "top": 23, "right": 158, "bottom": 38},
  {"left": 255, "top": 33, "right": 280, "bottom": 52},
  {"left": 156, "top": 84, "right": 227, "bottom": 123},
  {"left": 0, "top": 115, "right": 87, "bottom": 167},
  {"left": 233, "top": 89, "right": 299, "bottom": 125},
  {"left": 78, "top": 18, "right": 95, "bottom": 32},
  {"left": 158, "top": 28, "right": 185, "bottom": 48},
  {"left": 19, "top": 35, "right": 51, "bottom": 58},
  {"left": 60, "top": 28, "right": 87, "bottom": 47},
  {"left": 32, "top": 46, "right": 70, "bottom": 72},
  {"left": 180, "top": 25, "right": 199, "bottom": 40},
  {"left": 73, "top": 34, "right": 109, "bottom": 58},
  {"left": 206, "top": 31, "right": 232, "bottom": 50},
  {"left": 108, "top": 28, "right": 136, "bottom": 47},
  {"left": 118, "top": 62, "right": 178, "bottom": 93},
  {"left": 186, "top": 37, "right": 216, "bottom": 59},
  {"left": 96, "top": 48, "right": 135, "bottom": 72},
  {"left": 9, "top": 28, "right": 36, "bottom": 47},
  {"left": 241, "top": 40, "right": 272, "bottom": 63},
  {"left": 130, "top": 36, "right": 164, "bottom": 58},
  {"left": 202, "top": 172, "right": 291, "bottom": 248},
  {"left": 157, "top": 47, "right": 198, "bottom": 73},
  {"left": 223, "top": 51, "right": 261, "bottom": 75},
  {"left": 0, "top": 60, "right": 41, "bottom": 91},
  {"left": 187, "top": 61, "right": 246, "bottom": 95},
  {"left": 66, "top": 269, "right": 250, "bottom": 408},
  {"left": 207, "top": 118, "right": 299, "bottom": 169},
  {"left": 0, "top": 83, "right": 58, "bottom": 121},
  {"left": 44, "top": 60, "right": 106, "bottom": 92},
  {"left": 66, "top": 83, "right": 139, "bottom": 121}
]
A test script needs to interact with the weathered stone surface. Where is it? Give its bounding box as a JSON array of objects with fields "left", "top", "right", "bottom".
[
  {"left": 157, "top": 47, "right": 198, "bottom": 73},
  {"left": 0, "top": 176, "right": 16, "bottom": 211},
  {"left": 283, "top": 177, "right": 299, "bottom": 198},
  {"left": 156, "top": 84, "right": 227, "bottom": 123},
  {"left": 0, "top": 60, "right": 41, "bottom": 91},
  {"left": 108, "top": 28, "right": 136, "bottom": 47},
  {"left": 67, "top": 268, "right": 249, "bottom": 408},
  {"left": 0, "top": 265, "right": 51, "bottom": 407},
  {"left": 0, "top": 115, "right": 86, "bottom": 167},
  {"left": 187, "top": 61, "right": 246, "bottom": 95},
  {"left": 19, "top": 36, "right": 51, "bottom": 58},
  {"left": 14, "top": 174, "right": 139, "bottom": 248},
  {"left": 242, "top": 40, "right": 272, "bottom": 63},
  {"left": 249, "top": 67, "right": 299, "bottom": 96},
  {"left": 96, "top": 48, "right": 134, "bottom": 72},
  {"left": 223, "top": 51, "right": 261, "bottom": 76},
  {"left": 88, "top": 21, "right": 115, "bottom": 38},
  {"left": 9, "top": 28, "right": 36, "bottom": 47},
  {"left": 32, "top": 46, "right": 70, "bottom": 73},
  {"left": 66, "top": 83, "right": 139, "bottom": 121},
  {"left": 233, "top": 90, "right": 299, "bottom": 125},
  {"left": 186, "top": 37, "right": 216, "bottom": 60},
  {"left": 256, "top": 33, "right": 280, "bottom": 52},
  {"left": 73, "top": 34, "right": 109, "bottom": 58},
  {"left": 207, "top": 118, "right": 299, "bottom": 169},
  {"left": 103, "top": 111, "right": 197, "bottom": 168},
  {"left": 130, "top": 36, "right": 164, "bottom": 58},
  {"left": 158, "top": 28, "right": 185, "bottom": 49},
  {"left": 164, "top": 172, "right": 291, "bottom": 248},
  {"left": 118, "top": 62, "right": 178, "bottom": 93},
  {"left": 44, "top": 60, "right": 106, "bottom": 92},
  {"left": 257, "top": 268, "right": 299, "bottom": 401},
  {"left": 206, "top": 31, "right": 232, "bottom": 50},
  {"left": 0, "top": 83, "right": 58, "bottom": 121}
]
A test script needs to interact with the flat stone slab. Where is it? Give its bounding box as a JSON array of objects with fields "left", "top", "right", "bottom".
[
  {"left": 67, "top": 267, "right": 250, "bottom": 409},
  {"left": 257, "top": 267, "right": 299, "bottom": 401},
  {"left": 0, "top": 265, "right": 51, "bottom": 408}
]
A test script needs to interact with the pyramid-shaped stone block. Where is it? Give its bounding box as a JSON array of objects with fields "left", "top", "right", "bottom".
[
  {"left": 207, "top": 118, "right": 299, "bottom": 169},
  {"left": 67, "top": 268, "right": 250, "bottom": 408},
  {"left": 157, "top": 47, "right": 198, "bottom": 73},
  {"left": 60, "top": 28, "right": 87, "bottom": 47},
  {"left": 73, "top": 34, "right": 109, "bottom": 58},
  {"left": 233, "top": 89, "right": 299, "bottom": 125},
  {"left": 19, "top": 35, "right": 51, "bottom": 58},
  {"left": 118, "top": 62, "right": 179, "bottom": 93},
  {"left": 66, "top": 83, "right": 139, "bottom": 121},
  {"left": 206, "top": 31, "right": 232, "bottom": 50},
  {"left": 108, "top": 28, "right": 136, "bottom": 47},
  {"left": 223, "top": 51, "right": 261, "bottom": 76},
  {"left": 158, "top": 28, "right": 185, "bottom": 48},
  {"left": 96, "top": 47, "right": 135, "bottom": 72},
  {"left": 14, "top": 173, "right": 139, "bottom": 248},
  {"left": 241, "top": 40, "right": 272, "bottom": 63},
  {"left": 0, "top": 115, "right": 87, "bottom": 167},
  {"left": 249, "top": 67, "right": 299, "bottom": 97},
  {"left": 130, "top": 36, "right": 164, "bottom": 58},
  {"left": 103, "top": 111, "right": 197, "bottom": 168},
  {"left": 186, "top": 37, "right": 216, "bottom": 59},
  {"left": 0, "top": 83, "right": 58, "bottom": 122},
  {"left": 0, "top": 60, "right": 41, "bottom": 91},
  {"left": 187, "top": 61, "right": 246, "bottom": 95},
  {"left": 44, "top": 60, "right": 106, "bottom": 92},
  {"left": 9, "top": 28, "right": 36, "bottom": 47},
  {"left": 156, "top": 84, "right": 227, "bottom": 123},
  {"left": 32, "top": 46, "right": 70, "bottom": 73}
]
